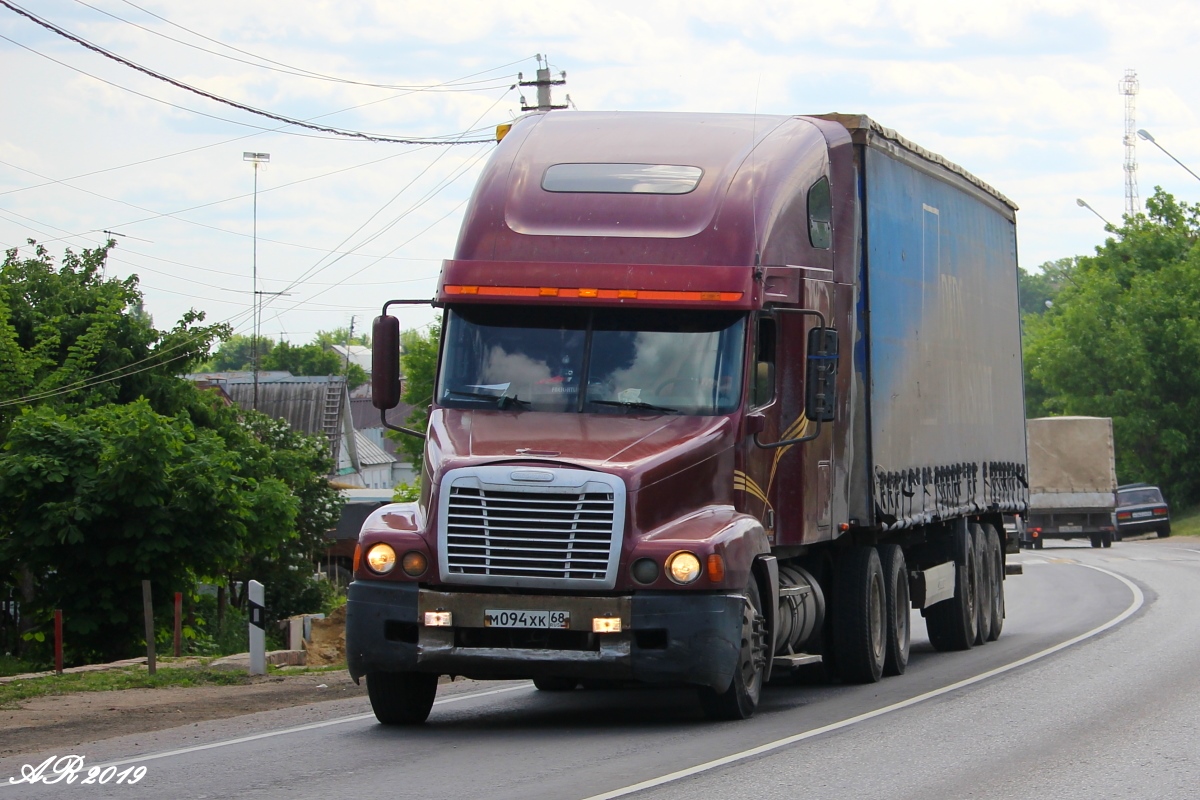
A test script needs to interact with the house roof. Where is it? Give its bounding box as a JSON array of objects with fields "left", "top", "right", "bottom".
[{"left": 353, "top": 430, "right": 394, "bottom": 466}]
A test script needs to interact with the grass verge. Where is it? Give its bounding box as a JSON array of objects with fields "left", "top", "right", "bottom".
[
  {"left": 1167, "top": 504, "right": 1200, "bottom": 538},
  {"left": 0, "top": 666, "right": 253, "bottom": 708}
]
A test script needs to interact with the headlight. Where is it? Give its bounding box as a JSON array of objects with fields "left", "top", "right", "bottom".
[
  {"left": 665, "top": 551, "right": 702, "bottom": 585},
  {"left": 365, "top": 543, "right": 397, "bottom": 574}
]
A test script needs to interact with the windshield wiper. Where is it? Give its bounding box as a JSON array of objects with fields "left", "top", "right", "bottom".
[
  {"left": 445, "top": 389, "right": 530, "bottom": 410},
  {"left": 589, "top": 399, "right": 679, "bottom": 414}
]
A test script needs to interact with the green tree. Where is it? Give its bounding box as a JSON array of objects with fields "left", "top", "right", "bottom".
[
  {"left": 1022, "top": 188, "right": 1200, "bottom": 505},
  {"left": 0, "top": 399, "right": 296, "bottom": 662},
  {"left": 1018, "top": 257, "right": 1076, "bottom": 317},
  {"left": 391, "top": 321, "right": 441, "bottom": 466},
  {"left": 0, "top": 241, "right": 227, "bottom": 433},
  {"left": 205, "top": 335, "right": 367, "bottom": 389},
  {"left": 0, "top": 242, "right": 343, "bottom": 662}
]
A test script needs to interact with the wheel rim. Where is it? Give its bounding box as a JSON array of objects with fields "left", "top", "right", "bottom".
[
  {"left": 737, "top": 593, "right": 766, "bottom": 700},
  {"left": 870, "top": 573, "right": 885, "bottom": 662}
]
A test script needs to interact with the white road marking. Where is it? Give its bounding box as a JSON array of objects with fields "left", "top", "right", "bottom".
[
  {"left": 0, "top": 683, "right": 531, "bottom": 781},
  {"left": 580, "top": 564, "right": 1143, "bottom": 800}
]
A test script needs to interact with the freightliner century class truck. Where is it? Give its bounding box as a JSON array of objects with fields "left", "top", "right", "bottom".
[{"left": 346, "top": 111, "right": 1029, "bottom": 723}]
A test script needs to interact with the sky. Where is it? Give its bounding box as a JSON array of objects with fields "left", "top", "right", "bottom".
[{"left": 2, "top": 0, "right": 1199, "bottom": 346}]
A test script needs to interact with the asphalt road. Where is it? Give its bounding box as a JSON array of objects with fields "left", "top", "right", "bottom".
[{"left": 5, "top": 536, "right": 1200, "bottom": 799}]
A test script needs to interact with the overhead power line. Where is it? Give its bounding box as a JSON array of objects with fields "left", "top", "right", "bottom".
[
  {"left": 71, "top": 0, "right": 523, "bottom": 92},
  {"left": 0, "top": 0, "right": 501, "bottom": 144}
]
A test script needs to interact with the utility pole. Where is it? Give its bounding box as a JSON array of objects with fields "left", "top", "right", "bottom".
[
  {"left": 1119, "top": 69, "right": 1140, "bottom": 218},
  {"left": 344, "top": 316, "right": 356, "bottom": 377},
  {"left": 243, "top": 151, "right": 270, "bottom": 410},
  {"left": 519, "top": 54, "right": 568, "bottom": 112}
]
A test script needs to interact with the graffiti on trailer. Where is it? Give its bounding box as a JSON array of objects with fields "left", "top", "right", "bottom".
[{"left": 875, "top": 460, "right": 1027, "bottom": 527}]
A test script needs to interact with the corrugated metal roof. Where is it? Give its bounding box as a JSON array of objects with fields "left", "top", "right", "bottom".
[{"left": 353, "top": 430, "right": 394, "bottom": 466}]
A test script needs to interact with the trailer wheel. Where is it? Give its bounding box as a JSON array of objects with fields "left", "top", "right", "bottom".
[
  {"left": 699, "top": 579, "right": 766, "bottom": 720},
  {"left": 831, "top": 546, "right": 886, "bottom": 683},
  {"left": 926, "top": 522, "right": 978, "bottom": 652},
  {"left": 533, "top": 677, "right": 579, "bottom": 691},
  {"left": 878, "top": 544, "right": 910, "bottom": 676},
  {"left": 366, "top": 671, "right": 438, "bottom": 725},
  {"left": 985, "top": 524, "right": 1004, "bottom": 642},
  {"left": 972, "top": 523, "right": 993, "bottom": 646}
]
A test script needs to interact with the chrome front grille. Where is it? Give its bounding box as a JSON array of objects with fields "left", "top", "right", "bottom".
[{"left": 438, "top": 466, "right": 626, "bottom": 590}]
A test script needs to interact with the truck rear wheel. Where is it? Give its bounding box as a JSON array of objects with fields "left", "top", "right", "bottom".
[
  {"left": 832, "top": 546, "right": 887, "bottom": 683},
  {"left": 972, "top": 523, "right": 993, "bottom": 646},
  {"left": 1089, "top": 534, "right": 1102, "bottom": 548},
  {"left": 878, "top": 544, "right": 910, "bottom": 676},
  {"left": 366, "top": 671, "right": 438, "bottom": 725},
  {"left": 926, "top": 522, "right": 978, "bottom": 652},
  {"left": 699, "top": 579, "right": 766, "bottom": 720},
  {"left": 985, "top": 523, "right": 1004, "bottom": 642}
]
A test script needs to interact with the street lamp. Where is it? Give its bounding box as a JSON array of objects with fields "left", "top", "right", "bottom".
[
  {"left": 1137, "top": 129, "right": 1200, "bottom": 183},
  {"left": 1076, "top": 198, "right": 1113, "bottom": 228},
  {"left": 243, "top": 151, "right": 270, "bottom": 410}
]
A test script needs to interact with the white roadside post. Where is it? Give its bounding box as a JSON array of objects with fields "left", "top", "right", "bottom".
[{"left": 248, "top": 580, "right": 266, "bottom": 675}]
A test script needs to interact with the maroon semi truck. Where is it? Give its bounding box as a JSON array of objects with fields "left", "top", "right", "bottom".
[{"left": 346, "top": 111, "right": 1028, "bottom": 723}]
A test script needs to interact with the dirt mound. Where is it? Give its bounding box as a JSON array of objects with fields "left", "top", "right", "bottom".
[{"left": 303, "top": 604, "right": 346, "bottom": 666}]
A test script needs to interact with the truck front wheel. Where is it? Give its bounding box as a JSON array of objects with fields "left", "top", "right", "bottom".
[
  {"left": 699, "top": 579, "right": 767, "bottom": 720},
  {"left": 366, "top": 671, "right": 438, "bottom": 725}
]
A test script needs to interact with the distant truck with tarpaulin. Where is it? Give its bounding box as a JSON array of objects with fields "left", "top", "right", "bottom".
[{"left": 347, "top": 110, "right": 1028, "bottom": 723}]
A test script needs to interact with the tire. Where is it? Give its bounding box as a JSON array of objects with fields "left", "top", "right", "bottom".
[
  {"left": 985, "top": 524, "right": 1004, "bottom": 642},
  {"left": 1089, "top": 534, "right": 1102, "bottom": 548},
  {"left": 972, "top": 523, "right": 993, "bottom": 646},
  {"left": 926, "top": 521, "right": 978, "bottom": 652},
  {"left": 699, "top": 578, "right": 767, "bottom": 720},
  {"left": 366, "top": 671, "right": 438, "bottom": 725},
  {"left": 878, "top": 544, "right": 910, "bottom": 677},
  {"left": 832, "top": 546, "right": 887, "bottom": 683},
  {"left": 533, "top": 677, "right": 578, "bottom": 691},
  {"left": 1101, "top": 532, "right": 1113, "bottom": 548},
  {"left": 1157, "top": 525, "right": 1171, "bottom": 538},
  {"left": 1033, "top": 538, "right": 1043, "bottom": 550}
]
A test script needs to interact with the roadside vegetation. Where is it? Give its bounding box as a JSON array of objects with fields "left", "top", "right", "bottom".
[
  {"left": 0, "top": 241, "right": 344, "bottom": 669},
  {"left": 1021, "top": 188, "right": 1200, "bottom": 508}
]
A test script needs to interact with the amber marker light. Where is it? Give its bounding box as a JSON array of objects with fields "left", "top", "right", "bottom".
[
  {"left": 706, "top": 554, "right": 726, "bottom": 583},
  {"left": 401, "top": 551, "right": 428, "bottom": 577},
  {"left": 365, "top": 543, "right": 397, "bottom": 574},
  {"left": 353, "top": 543, "right": 362, "bottom": 573}
]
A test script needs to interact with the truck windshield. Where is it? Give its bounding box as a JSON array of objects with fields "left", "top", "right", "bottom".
[{"left": 438, "top": 306, "right": 745, "bottom": 415}]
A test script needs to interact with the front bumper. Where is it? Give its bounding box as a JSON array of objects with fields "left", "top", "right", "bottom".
[{"left": 345, "top": 581, "right": 745, "bottom": 691}]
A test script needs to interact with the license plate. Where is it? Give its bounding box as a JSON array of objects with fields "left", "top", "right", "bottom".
[
  {"left": 484, "top": 609, "right": 570, "bottom": 629},
  {"left": 1059, "top": 525, "right": 1082, "bottom": 533},
  {"left": 1132, "top": 511, "right": 1152, "bottom": 518}
]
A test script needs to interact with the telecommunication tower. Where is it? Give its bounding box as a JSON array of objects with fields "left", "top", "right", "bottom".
[{"left": 1119, "top": 69, "right": 1140, "bottom": 217}]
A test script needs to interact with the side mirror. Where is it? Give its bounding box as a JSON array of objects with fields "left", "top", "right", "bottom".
[
  {"left": 805, "top": 328, "right": 838, "bottom": 422},
  {"left": 372, "top": 315, "right": 401, "bottom": 410}
]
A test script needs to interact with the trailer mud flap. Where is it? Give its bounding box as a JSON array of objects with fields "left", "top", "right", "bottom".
[{"left": 910, "top": 561, "right": 956, "bottom": 609}]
